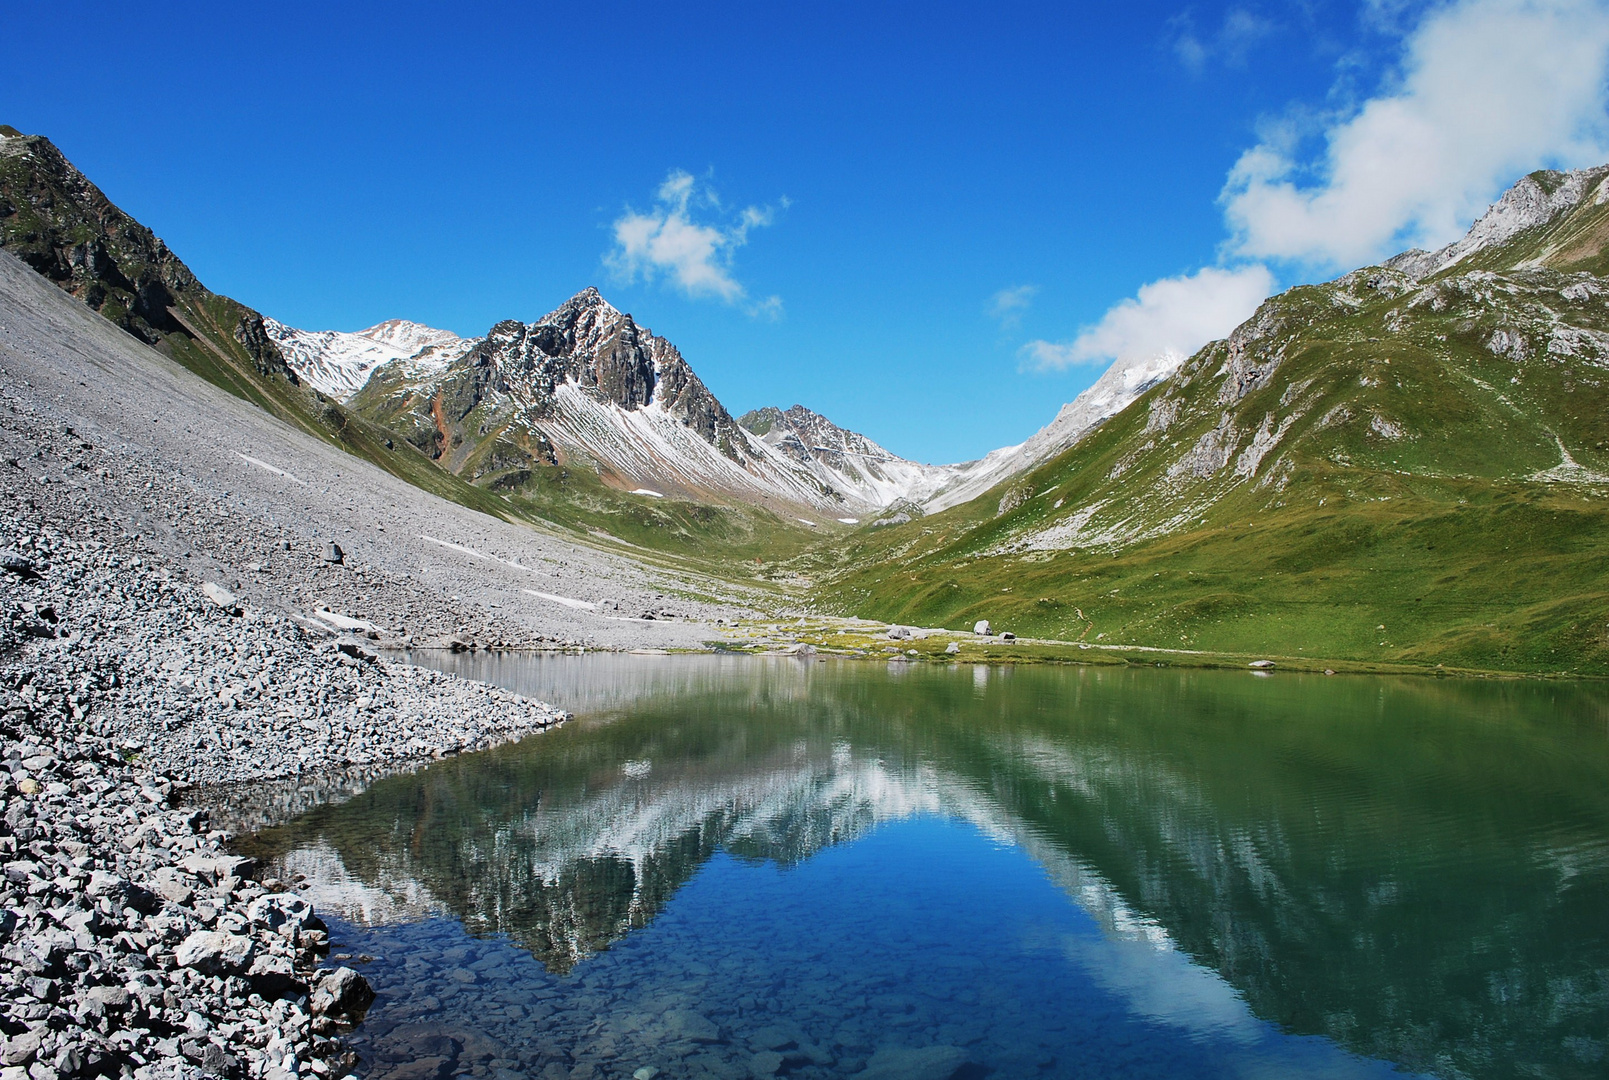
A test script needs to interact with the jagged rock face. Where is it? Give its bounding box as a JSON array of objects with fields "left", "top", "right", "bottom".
[
  {"left": 473, "top": 288, "right": 737, "bottom": 442},
  {"left": 738, "top": 404, "right": 963, "bottom": 512},
  {"left": 742, "top": 404, "right": 876, "bottom": 470},
  {"left": 350, "top": 287, "right": 774, "bottom": 498},
  {"left": 0, "top": 128, "right": 293, "bottom": 382},
  {"left": 741, "top": 405, "right": 861, "bottom": 467},
  {"left": 0, "top": 131, "right": 195, "bottom": 342}
]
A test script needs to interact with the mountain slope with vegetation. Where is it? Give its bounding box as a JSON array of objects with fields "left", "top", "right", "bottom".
[
  {"left": 0, "top": 125, "right": 537, "bottom": 523},
  {"left": 0, "top": 127, "right": 829, "bottom": 569},
  {"left": 815, "top": 167, "right": 1609, "bottom": 674}
]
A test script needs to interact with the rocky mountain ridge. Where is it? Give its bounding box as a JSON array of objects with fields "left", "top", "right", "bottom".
[
  {"left": 0, "top": 126, "right": 291, "bottom": 382},
  {"left": 1388, "top": 164, "right": 1609, "bottom": 279},
  {"left": 737, "top": 404, "right": 956, "bottom": 516},
  {"left": 346, "top": 288, "right": 874, "bottom": 512}
]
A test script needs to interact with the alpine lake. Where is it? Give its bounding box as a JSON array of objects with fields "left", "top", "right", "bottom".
[{"left": 217, "top": 654, "right": 1609, "bottom": 1080}]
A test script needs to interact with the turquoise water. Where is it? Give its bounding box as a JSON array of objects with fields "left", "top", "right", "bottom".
[{"left": 238, "top": 656, "right": 1609, "bottom": 1079}]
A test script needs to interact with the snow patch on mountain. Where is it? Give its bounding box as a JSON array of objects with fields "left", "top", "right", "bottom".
[
  {"left": 265, "top": 317, "right": 470, "bottom": 399},
  {"left": 533, "top": 384, "right": 843, "bottom": 508}
]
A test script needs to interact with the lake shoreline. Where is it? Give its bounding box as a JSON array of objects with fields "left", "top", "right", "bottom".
[{"left": 0, "top": 493, "right": 567, "bottom": 1078}]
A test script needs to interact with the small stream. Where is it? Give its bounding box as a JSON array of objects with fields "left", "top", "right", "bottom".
[{"left": 229, "top": 655, "right": 1609, "bottom": 1079}]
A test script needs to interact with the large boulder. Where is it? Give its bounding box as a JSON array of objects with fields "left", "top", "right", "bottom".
[
  {"left": 310, "top": 967, "right": 375, "bottom": 1023},
  {"left": 200, "top": 582, "right": 240, "bottom": 613},
  {"left": 147, "top": 866, "right": 194, "bottom": 905},
  {"left": 176, "top": 853, "right": 257, "bottom": 884},
  {"left": 246, "top": 892, "right": 324, "bottom": 936},
  {"left": 246, "top": 953, "right": 306, "bottom": 998},
  {"left": 175, "top": 930, "right": 254, "bottom": 976}
]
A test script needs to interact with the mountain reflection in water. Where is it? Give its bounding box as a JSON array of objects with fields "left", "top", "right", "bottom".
[{"left": 237, "top": 655, "right": 1609, "bottom": 1080}]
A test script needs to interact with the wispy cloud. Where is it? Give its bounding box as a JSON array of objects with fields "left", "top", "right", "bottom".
[
  {"left": 1222, "top": 0, "right": 1609, "bottom": 269},
  {"left": 606, "top": 170, "right": 785, "bottom": 317},
  {"left": 1169, "top": 6, "right": 1277, "bottom": 73},
  {"left": 988, "top": 284, "right": 1039, "bottom": 329},
  {"left": 1020, "top": 265, "right": 1275, "bottom": 371}
]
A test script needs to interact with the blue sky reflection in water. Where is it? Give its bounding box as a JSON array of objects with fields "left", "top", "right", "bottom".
[{"left": 232, "top": 656, "right": 1609, "bottom": 1079}]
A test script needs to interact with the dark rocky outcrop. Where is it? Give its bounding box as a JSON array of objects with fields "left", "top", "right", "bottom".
[
  {"left": 0, "top": 131, "right": 194, "bottom": 343},
  {"left": 0, "top": 129, "right": 297, "bottom": 391},
  {"left": 351, "top": 286, "right": 754, "bottom": 486}
]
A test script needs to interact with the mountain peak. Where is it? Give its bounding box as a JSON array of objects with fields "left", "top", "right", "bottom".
[
  {"left": 357, "top": 318, "right": 462, "bottom": 354},
  {"left": 541, "top": 286, "right": 622, "bottom": 326}
]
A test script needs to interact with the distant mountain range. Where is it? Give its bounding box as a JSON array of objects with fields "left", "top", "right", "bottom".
[
  {"left": 263, "top": 287, "right": 1161, "bottom": 516},
  {"left": 0, "top": 123, "right": 1180, "bottom": 527}
]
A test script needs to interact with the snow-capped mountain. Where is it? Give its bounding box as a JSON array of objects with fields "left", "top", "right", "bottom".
[
  {"left": 349, "top": 288, "right": 874, "bottom": 512},
  {"left": 263, "top": 317, "right": 473, "bottom": 399},
  {"left": 338, "top": 285, "right": 1176, "bottom": 519}
]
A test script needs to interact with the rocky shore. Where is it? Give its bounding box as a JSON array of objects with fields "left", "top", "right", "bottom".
[{"left": 0, "top": 458, "right": 569, "bottom": 1076}]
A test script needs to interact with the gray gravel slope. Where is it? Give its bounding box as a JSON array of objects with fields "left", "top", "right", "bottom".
[{"left": 0, "top": 249, "right": 763, "bottom": 652}]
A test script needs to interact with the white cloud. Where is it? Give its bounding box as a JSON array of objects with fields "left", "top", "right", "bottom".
[
  {"left": 1021, "top": 265, "right": 1275, "bottom": 371},
  {"left": 606, "top": 170, "right": 784, "bottom": 315},
  {"left": 1223, "top": 0, "right": 1609, "bottom": 268},
  {"left": 988, "top": 284, "right": 1039, "bottom": 328}
]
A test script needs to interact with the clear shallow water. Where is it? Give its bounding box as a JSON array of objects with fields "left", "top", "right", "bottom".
[{"left": 236, "top": 656, "right": 1609, "bottom": 1080}]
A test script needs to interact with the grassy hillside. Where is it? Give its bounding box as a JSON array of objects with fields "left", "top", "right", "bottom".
[{"left": 813, "top": 192, "right": 1609, "bottom": 674}]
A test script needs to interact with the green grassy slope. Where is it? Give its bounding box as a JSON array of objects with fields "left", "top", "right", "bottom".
[{"left": 814, "top": 198, "right": 1609, "bottom": 673}]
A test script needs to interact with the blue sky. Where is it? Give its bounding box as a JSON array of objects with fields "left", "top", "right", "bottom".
[{"left": 6, "top": 1, "right": 1609, "bottom": 463}]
